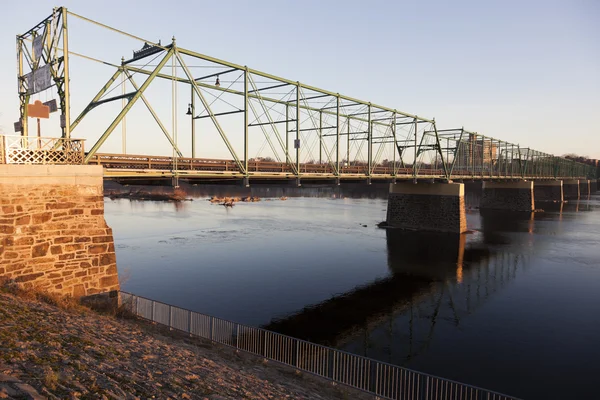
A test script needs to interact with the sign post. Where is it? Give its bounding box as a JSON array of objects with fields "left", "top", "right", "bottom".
[{"left": 27, "top": 100, "right": 50, "bottom": 148}]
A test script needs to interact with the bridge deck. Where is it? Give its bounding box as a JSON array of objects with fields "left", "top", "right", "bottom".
[{"left": 91, "top": 153, "right": 587, "bottom": 181}]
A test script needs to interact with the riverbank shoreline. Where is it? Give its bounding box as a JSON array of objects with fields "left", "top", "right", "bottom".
[{"left": 0, "top": 288, "right": 369, "bottom": 399}]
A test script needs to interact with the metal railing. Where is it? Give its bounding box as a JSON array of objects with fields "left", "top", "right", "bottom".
[
  {"left": 0, "top": 134, "right": 84, "bottom": 165},
  {"left": 120, "top": 291, "right": 520, "bottom": 400}
]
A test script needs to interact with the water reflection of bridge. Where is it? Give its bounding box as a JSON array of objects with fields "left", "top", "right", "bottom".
[{"left": 263, "top": 214, "right": 533, "bottom": 363}]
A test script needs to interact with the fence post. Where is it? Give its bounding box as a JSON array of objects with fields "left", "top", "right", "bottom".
[
  {"left": 168, "top": 305, "right": 173, "bottom": 330},
  {"left": 235, "top": 323, "right": 239, "bottom": 350},
  {"left": 151, "top": 300, "right": 155, "bottom": 321},
  {"left": 263, "top": 331, "right": 268, "bottom": 360},
  {"left": 188, "top": 310, "right": 192, "bottom": 335},
  {"left": 135, "top": 295, "right": 139, "bottom": 316},
  {"left": 210, "top": 316, "right": 214, "bottom": 342}
]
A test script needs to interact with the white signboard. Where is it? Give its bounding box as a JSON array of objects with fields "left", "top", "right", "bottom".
[
  {"left": 24, "top": 64, "right": 52, "bottom": 94},
  {"left": 33, "top": 35, "right": 44, "bottom": 61}
]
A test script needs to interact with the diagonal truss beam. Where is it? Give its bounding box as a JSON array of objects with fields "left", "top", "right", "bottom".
[
  {"left": 84, "top": 48, "right": 174, "bottom": 162},
  {"left": 124, "top": 70, "right": 183, "bottom": 157}
]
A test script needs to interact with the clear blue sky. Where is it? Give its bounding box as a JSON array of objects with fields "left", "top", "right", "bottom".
[{"left": 1, "top": 0, "right": 598, "bottom": 159}]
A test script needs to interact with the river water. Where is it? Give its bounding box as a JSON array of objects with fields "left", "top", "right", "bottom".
[{"left": 104, "top": 184, "right": 600, "bottom": 400}]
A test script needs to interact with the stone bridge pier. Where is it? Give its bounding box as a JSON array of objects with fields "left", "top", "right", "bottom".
[
  {"left": 480, "top": 181, "right": 534, "bottom": 212},
  {"left": 563, "top": 179, "right": 580, "bottom": 200},
  {"left": 0, "top": 165, "right": 119, "bottom": 298},
  {"left": 386, "top": 182, "right": 466, "bottom": 233},
  {"left": 579, "top": 180, "right": 591, "bottom": 197},
  {"left": 534, "top": 180, "right": 563, "bottom": 203}
]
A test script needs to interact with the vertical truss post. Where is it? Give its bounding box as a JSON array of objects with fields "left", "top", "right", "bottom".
[
  {"left": 295, "top": 82, "right": 300, "bottom": 177},
  {"left": 471, "top": 133, "right": 475, "bottom": 178},
  {"left": 17, "top": 37, "right": 28, "bottom": 137},
  {"left": 489, "top": 139, "right": 494, "bottom": 177},
  {"left": 392, "top": 112, "right": 397, "bottom": 176},
  {"left": 335, "top": 96, "right": 340, "bottom": 175},
  {"left": 511, "top": 144, "right": 515, "bottom": 177},
  {"left": 61, "top": 7, "right": 71, "bottom": 138},
  {"left": 481, "top": 137, "right": 485, "bottom": 178},
  {"left": 413, "top": 118, "right": 414, "bottom": 183},
  {"left": 432, "top": 122, "right": 449, "bottom": 180},
  {"left": 285, "top": 105, "right": 289, "bottom": 158},
  {"left": 319, "top": 110, "right": 323, "bottom": 164},
  {"left": 244, "top": 67, "right": 249, "bottom": 176},
  {"left": 413, "top": 118, "right": 418, "bottom": 180},
  {"left": 191, "top": 85, "right": 196, "bottom": 158},
  {"left": 504, "top": 142, "right": 508, "bottom": 177},
  {"left": 368, "top": 104, "right": 372, "bottom": 177},
  {"left": 346, "top": 116, "right": 350, "bottom": 166},
  {"left": 121, "top": 66, "right": 127, "bottom": 154},
  {"left": 171, "top": 47, "right": 178, "bottom": 176}
]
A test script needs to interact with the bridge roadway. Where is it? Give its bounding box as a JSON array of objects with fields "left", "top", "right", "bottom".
[{"left": 89, "top": 153, "right": 587, "bottom": 182}]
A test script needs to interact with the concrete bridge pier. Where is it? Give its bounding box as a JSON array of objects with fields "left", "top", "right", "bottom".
[
  {"left": 386, "top": 182, "right": 466, "bottom": 233},
  {"left": 563, "top": 179, "right": 580, "bottom": 200},
  {"left": 480, "top": 181, "right": 534, "bottom": 211},
  {"left": 534, "top": 180, "right": 563, "bottom": 203},
  {"left": 579, "top": 180, "right": 591, "bottom": 196}
]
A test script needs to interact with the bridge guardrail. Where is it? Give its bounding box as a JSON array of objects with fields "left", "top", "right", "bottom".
[
  {"left": 120, "top": 291, "right": 520, "bottom": 400},
  {"left": 0, "top": 134, "right": 84, "bottom": 165}
]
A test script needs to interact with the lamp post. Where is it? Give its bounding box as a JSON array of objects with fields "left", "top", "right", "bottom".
[{"left": 187, "top": 92, "right": 195, "bottom": 158}]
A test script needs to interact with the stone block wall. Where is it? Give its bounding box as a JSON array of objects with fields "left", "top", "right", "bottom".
[
  {"left": 580, "top": 180, "right": 591, "bottom": 196},
  {"left": 563, "top": 180, "right": 580, "bottom": 200},
  {"left": 480, "top": 181, "right": 534, "bottom": 211},
  {"left": 534, "top": 180, "right": 563, "bottom": 202},
  {"left": 0, "top": 165, "right": 119, "bottom": 298},
  {"left": 386, "top": 183, "right": 466, "bottom": 233}
]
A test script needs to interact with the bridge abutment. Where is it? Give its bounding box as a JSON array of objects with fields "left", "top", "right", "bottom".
[
  {"left": 534, "top": 180, "right": 563, "bottom": 203},
  {"left": 386, "top": 182, "right": 466, "bottom": 233},
  {"left": 480, "top": 181, "right": 534, "bottom": 211},
  {"left": 563, "top": 179, "right": 580, "bottom": 200},
  {"left": 0, "top": 165, "right": 119, "bottom": 298}
]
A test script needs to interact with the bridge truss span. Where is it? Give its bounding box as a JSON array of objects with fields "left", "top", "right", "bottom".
[{"left": 14, "top": 7, "right": 596, "bottom": 182}]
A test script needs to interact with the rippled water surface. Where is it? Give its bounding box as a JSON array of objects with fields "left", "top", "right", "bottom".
[{"left": 105, "top": 185, "right": 600, "bottom": 400}]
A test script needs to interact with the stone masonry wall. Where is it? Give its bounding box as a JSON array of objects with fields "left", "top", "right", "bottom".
[
  {"left": 480, "top": 182, "right": 534, "bottom": 212},
  {"left": 534, "top": 182, "right": 563, "bottom": 202},
  {"left": 0, "top": 165, "right": 119, "bottom": 298},
  {"left": 563, "top": 180, "right": 580, "bottom": 200},
  {"left": 580, "top": 180, "right": 590, "bottom": 196},
  {"left": 386, "top": 188, "right": 467, "bottom": 234}
]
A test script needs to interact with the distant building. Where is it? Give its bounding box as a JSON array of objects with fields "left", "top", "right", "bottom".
[{"left": 455, "top": 134, "right": 498, "bottom": 171}]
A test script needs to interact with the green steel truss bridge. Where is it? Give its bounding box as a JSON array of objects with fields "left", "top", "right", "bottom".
[{"left": 12, "top": 7, "right": 595, "bottom": 184}]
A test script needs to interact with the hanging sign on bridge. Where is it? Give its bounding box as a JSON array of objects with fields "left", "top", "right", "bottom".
[
  {"left": 23, "top": 64, "right": 52, "bottom": 94},
  {"left": 33, "top": 35, "right": 44, "bottom": 61}
]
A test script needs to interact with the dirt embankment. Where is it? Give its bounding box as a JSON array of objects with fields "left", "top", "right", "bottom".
[{"left": 0, "top": 289, "right": 366, "bottom": 399}]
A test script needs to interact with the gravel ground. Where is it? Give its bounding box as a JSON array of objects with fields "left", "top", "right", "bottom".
[{"left": 0, "top": 291, "right": 370, "bottom": 399}]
